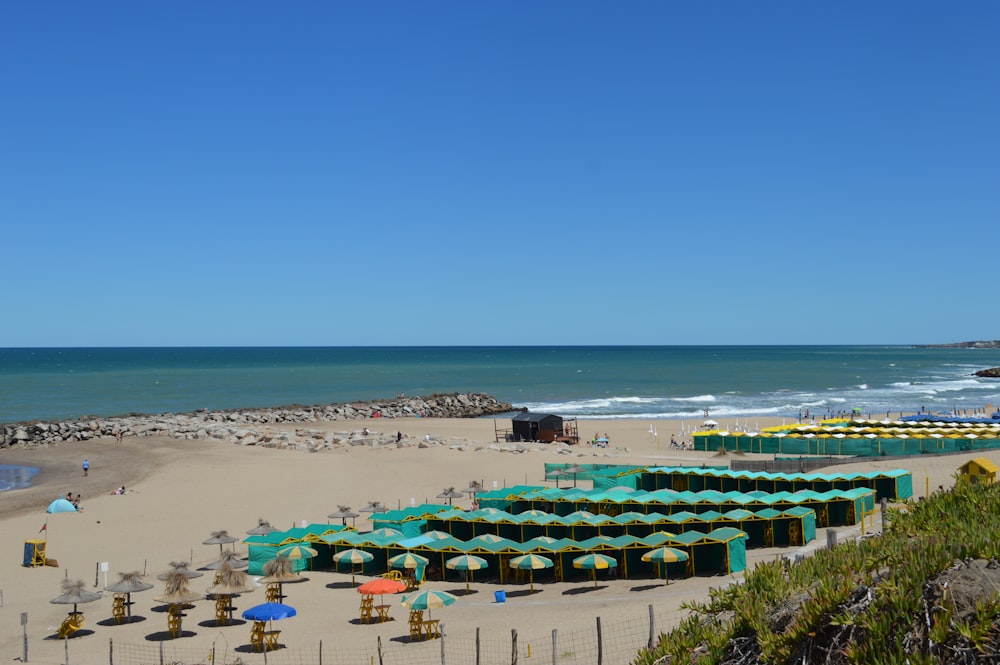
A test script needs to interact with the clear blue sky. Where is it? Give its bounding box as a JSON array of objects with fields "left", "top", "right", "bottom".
[{"left": 2, "top": 2, "right": 997, "bottom": 347}]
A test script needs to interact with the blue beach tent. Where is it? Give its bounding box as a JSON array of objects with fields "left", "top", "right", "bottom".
[{"left": 46, "top": 498, "right": 77, "bottom": 513}]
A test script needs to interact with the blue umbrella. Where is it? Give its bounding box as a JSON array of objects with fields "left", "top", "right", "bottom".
[{"left": 242, "top": 602, "right": 297, "bottom": 622}]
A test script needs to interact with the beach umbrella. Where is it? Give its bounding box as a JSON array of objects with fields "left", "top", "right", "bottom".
[
  {"left": 401, "top": 589, "right": 457, "bottom": 618},
  {"left": 361, "top": 501, "right": 388, "bottom": 514},
  {"left": 276, "top": 544, "right": 318, "bottom": 561},
  {"left": 642, "top": 547, "right": 689, "bottom": 585},
  {"left": 242, "top": 602, "right": 297, "bottom": 622},
  {"left": 508, "top": 554, "right": 553, "bottom": 592},
  {"left": 246, "top": 519, "right": 278, "bottom": 536},
  {"left": 572, "top": 553, "right": 618, "bottom": 588},
  {"left": 207, "top": 564, "right": 256, "bottom": 625},
  {"left": 204, "top": 529, "right": 239, "bottom": 553},
  {"left": 105, "top": 571, "right": 153, "bottom": 621},
  {"left": 565, "top": 464, "right": 585, "bottom": 488},
  {"left": 357, "top": 577, "right": 406, "bottom": 607},
  {"left": 462, "top": 481, "right": 484, "bottom": 497},
  {"left": 436, "top": 487, "right": 464, "bottom": 505},
  {"left": 51, "top": 578, "right": 103, "bottom": 615},
  {"left": 154, "top": 570, "right": 203, "bottom": 637},
  {"left": 422, "top": 530, "right": 453, "bottom": 540},
  {"left": 260, "top": 556, "right": 305, "bottom": 603},
  {"left": 445, "top": 554, "right": 489, "bottom": 592},
  {"left": 157, "top": 561, "right": 204, "bottom": 581},
  {"left": 549, "top": 468, "right": 568, "bottom": 488},
  {"left": 388, "top": 552, "right": 429, "bottom": 571},
  {"left": 203, "top": 551, "right": 249, "bottom": 571},
  {"left": 328, "top": 505, "right": 359, "bottom": 526},
  {"left": 332, "top": 548, "right": 374, "bottom": 584},
  {"left": 369, "top": 528, "right": 403, "bottom": 538}
]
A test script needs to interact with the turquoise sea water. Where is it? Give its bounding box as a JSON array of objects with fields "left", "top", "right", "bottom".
[{"left": 2, "top": 346, "right": 1000, "bottom": 425}]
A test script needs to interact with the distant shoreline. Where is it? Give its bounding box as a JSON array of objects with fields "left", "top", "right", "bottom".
[{"left": 917, "top": 340, "right": 1000, "bottom": 349}]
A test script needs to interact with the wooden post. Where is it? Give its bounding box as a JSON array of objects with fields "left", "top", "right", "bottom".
[
  {"left": 64, "top": 636, "right": 69, "bottom": 665},
  {"left": 511, "top": 628, "right": 518, "bottom": 665},
  {"left": 377, "top": 635, "right": 384, "bottom": 665},
  {"left": 475, "top": 627, "right": 480, "bottom": 665},
  {"left": 318, "top": 639, "right": 322, "bottom": 665},
  {"left": 552, "top": 629, "right": 558, "bottom": 664},
  {"left": 648, "top": 604, "right": 655, "bottom": 649},
  {"left": 596, "top": 616, "right": 603, "bottom": 665},
  {"left": 440, "top": 623, "right": 446, "bottom": 665},
  {"left": 109, "top": 637, "right": 113, "bottom": 665}
]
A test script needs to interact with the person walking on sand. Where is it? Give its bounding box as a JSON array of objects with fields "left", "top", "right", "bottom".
[{"left": 82, "top": 459, "right": 89, "bottom": 477}]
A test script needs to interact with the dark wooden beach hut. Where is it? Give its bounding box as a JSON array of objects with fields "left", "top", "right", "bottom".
[{"left": 511, "top": 413, "right": 564, "bottom": 443}]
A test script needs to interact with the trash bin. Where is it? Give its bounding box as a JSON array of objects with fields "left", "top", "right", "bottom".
[{"left": 494, "top": 590, "right": 506, "bottom": 603}]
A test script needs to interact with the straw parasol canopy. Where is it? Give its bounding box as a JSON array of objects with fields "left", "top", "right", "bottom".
[
  {"left": 203, "top": 529, "right": 239, "bottom": 553},
  {"left": 51, "top": 579, "right": 103, "bottom": 614},
  {"left": 260, "top": 556, "right": 305, "bottom": 584},
  {"left": 203, "top": 551, "right": 249, "bottom": 571},
  {"left": 154, "top": 571, "right": 204, "bottom": 606},
  {"left": 207, "top": 564, "right": 256, "bottom": 596},
  {"left": 105, "top": 571, "right": 153, "bottom": 620},
  {"left": 436, "top": 487, "right": 464, "bottom": 505},
  {"left": 360, "top": 500, "right": 388, "bottom": 514},
  {"left": 463, "top": 481, "right": 484, "bottom": 497},
  {"left": 328, "top": 505, "right": 360, "bottom": 526},
  {"left": 157, "top": 561, "right": 204, "bottom": 581},
  {"left": 246, "top": 519, "right": 278, "bottom": 536}
]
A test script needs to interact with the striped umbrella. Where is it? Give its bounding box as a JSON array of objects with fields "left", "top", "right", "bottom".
[
  {"left": 572, "top": 553, "right": 618, "bottom": 587},
  {"left": 401, "top": 589, "right": 457, "bottom": 618},
  {"left": 641, "top": 547, "right": 688, "bottom": 585},
  {"left": 445, "top": 555, "right": 489, "bottom": 593},
  {"left": 508, "top": 554, "right": 553, "bottom": 592},
  {"left": 276, "top": 545, "right": 318, "bottom": 560},
  {"left": 332, "top": 549, "right": 374, "bottom": 585},
  {"left": 369, "top": 528, "right": 403, "bottom": 538},
  {"left": 388, "top": 552, "right": 429, "bottom": 571}
]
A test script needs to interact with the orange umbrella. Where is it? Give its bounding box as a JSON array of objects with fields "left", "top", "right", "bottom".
[{"left": 357, "top": 578, "right": 406, "bottom": 599}]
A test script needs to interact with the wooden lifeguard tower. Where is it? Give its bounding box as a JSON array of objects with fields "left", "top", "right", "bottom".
[{"left": 958, "top": 457, "right": 998, "bottom": 485}]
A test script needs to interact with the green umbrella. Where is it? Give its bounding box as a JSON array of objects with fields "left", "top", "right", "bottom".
[
  {"left": 388, "top": 552, "right": 429, "bottom": 571},
  {"left": 508, "top": 554, "right": 553, "bottom": 592},
  {"left": 445, "top": 555, "right": 488, "bottom": 593},
  {"left": 400, "top": 589, "right": 457, "bottom": 618},
  {"left": 641, "top": 547, "right": 688, "bottom": 585},
  {"left": 572, "top": 553, "right": 617, "bottom": 588},
  {"left": 332, "top": 549, "right": 374, "bottom": 585},
  {"left": 276, "top": 545, "right": 317, "bottom": 560}
]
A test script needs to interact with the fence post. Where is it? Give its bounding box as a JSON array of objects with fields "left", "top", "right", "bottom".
[
  {"left": 377, "top": 635, "right": 384, "bottom": 665},
  {"left": 511, "top": 628, "right": 518, "bottom": 665},
  {"left": 648, "top": 604, "right": 655, "bottom": 649},
  {"left": 475, "top": 627, "right": 480, "bottom": 665},
  {"left": 158, "top": 641, "right": 163, "bottom": 665},
  {"left": 64, "top": 636, "right": 69, "bottom": 665},
  {"left": 109, "top": 638, "right": 113, "bottom": 665},
  {"left": 552, "top": 628, "right": 558, "bottom": 665},
  {"left": 440, "top": 622, "right": 446, "bottom": 665},
  {"left": 319, "top": 639, "right": 322, "bottom": 665},
  {"left": 211, "top": 644, "right": 215, "bottom": 665},
  {"left": 596, "top": 617, "right": 603, "bottom": 665}
]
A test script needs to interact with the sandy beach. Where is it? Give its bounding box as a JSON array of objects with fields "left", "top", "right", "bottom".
[{"left": 3, "top": 415, "right": 997, "bottom": 665}]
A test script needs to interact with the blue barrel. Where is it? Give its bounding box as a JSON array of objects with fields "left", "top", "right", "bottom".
[{"left": 494, "top": 590, "right": 506, "bottom": 603}]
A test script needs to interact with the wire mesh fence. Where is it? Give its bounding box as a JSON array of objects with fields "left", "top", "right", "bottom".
[{"left": 105, "top": 605, "right": 687, "bottom": 665}]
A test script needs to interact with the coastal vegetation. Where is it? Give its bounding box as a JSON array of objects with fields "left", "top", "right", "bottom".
[{"left": 634, "top": 476, "right": 1000, "bottom": 664}]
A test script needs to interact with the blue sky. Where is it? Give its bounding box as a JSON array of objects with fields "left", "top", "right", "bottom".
[{"left": 2, "top": 2, "right": 997, "bottom": 347}]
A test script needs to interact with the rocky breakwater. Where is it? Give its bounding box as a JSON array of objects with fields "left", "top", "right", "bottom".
[{"left": 1, "top": 393, "right": 519, "bottom": 451}]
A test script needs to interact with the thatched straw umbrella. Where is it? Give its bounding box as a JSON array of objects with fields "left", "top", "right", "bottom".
[
  {"left": 51, "top": 578, "right": 102, "bottom": 616},
  {"left": 259, "top": 555, "right": 304, "bottom": 603},
  {"left": 154, "top": 570, "right": 203, "bottom": 638},
  {"left": 203, "top": 529, "right": 239, "bottom": 553},
  {"left": 203, "top": 550, "right": 249, "bottom": 571},
  {"left": 105, "top": 571, "right": 153, "bottom": 621},
  {"left": 328, "top": 505, "right": 359, "bottom": 526},
  {"left": 157, "top": 561, "right": 204, "bottom": 581},
  {"left": 436, "top": 487, "right": 464, "bottom": 506},
  {"left": 246, "top": 519, "right": 277, "bottom": 536},
  {"left": 206, "top": 563, "right": 255, "bottom": 625},
  {"left": 360, "top": 500, "right": 387, "bottom": 514}
]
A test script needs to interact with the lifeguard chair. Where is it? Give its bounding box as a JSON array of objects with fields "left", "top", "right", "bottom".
[{"left": 23, "top": 539, "right": 46, "bottom": 567}]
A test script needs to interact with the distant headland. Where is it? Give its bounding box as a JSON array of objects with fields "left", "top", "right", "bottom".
[{"left": 917, "top": 340, "right": 1000, "bottom": 349}]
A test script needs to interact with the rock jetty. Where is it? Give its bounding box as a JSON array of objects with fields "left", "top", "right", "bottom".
[{"left": 0, "top": 393, "right": 519, "bottom": 450}]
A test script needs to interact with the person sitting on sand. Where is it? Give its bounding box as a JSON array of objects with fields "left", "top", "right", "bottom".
[
  {"left": 111, "top": 485, "right": 125, "bottom": 495},
  {"left": 71, "top": 494, "right": 82, "bottom": 510}
]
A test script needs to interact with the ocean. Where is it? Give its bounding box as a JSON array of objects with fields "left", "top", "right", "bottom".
[{"left": 2, "top": 346, "right": 1000, "bottom": 425}]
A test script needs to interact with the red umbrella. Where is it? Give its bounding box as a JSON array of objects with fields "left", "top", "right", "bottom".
[{"left": 357, "top": 578, "right": 406, "bottom": 597}]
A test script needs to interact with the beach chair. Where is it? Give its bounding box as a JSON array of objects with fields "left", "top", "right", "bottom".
[
  {"left": 57, "top": 612, "right": 85, "bottom": 638},
  {"left": 359, "top": 594, "right": 374, "bottom": 624},
  {"left": 250, "top": 621, "right": 266, "bottom": 651},
  {"left": 408, "top": 609, "right": 424, "bottom": 641},
  {"left": 264, "top": 583, "right": 281, "bottom": 603},
  {"left": 167, "top": 605, "right": 182, "bottom": 638},
  {"left": 215, "top": 596, "right": 231, "bottom": 625},
  {"left": 382, "top": 570, "right": 403, "bottom": 582},
  {"left": 112, "top": 594, "right": 127, "bottom": 624}
]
